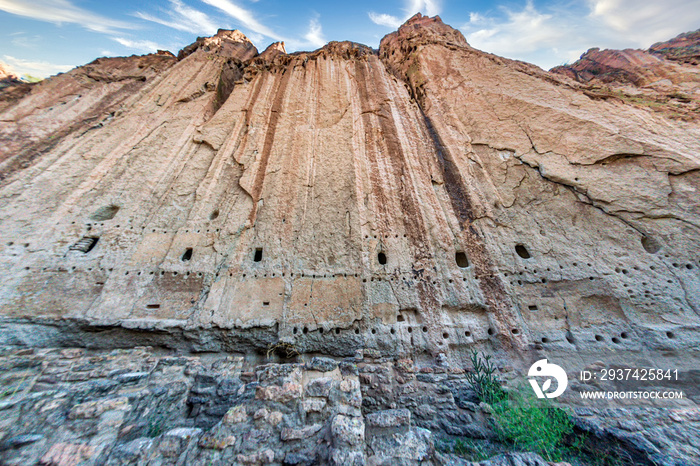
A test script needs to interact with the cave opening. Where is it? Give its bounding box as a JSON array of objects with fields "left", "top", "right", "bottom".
[
  {"left": 455, "top": 251, "right": 469, "bottom": 268},
  {"left": 515, "top": 244, "right": 531, "bottom": 259}
]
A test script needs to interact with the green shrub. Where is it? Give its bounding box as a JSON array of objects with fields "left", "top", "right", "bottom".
[
  {"left": 491, "top": 391, "right": 574, "bottom": 462},
  {"left": 464, "top": 351, "right": 575, "bottom": 461}
]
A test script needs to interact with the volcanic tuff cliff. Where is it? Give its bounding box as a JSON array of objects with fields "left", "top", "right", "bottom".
[{"left": 0, "top": 14, "right": 699, "bottom": 465}]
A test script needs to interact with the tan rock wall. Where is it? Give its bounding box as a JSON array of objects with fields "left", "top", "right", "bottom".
[{"left": 0, "top": 17, "right": 699, "bottom": 374}]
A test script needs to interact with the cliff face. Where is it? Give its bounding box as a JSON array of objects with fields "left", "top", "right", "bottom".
[
  {"left": 0, "top": 53, "right": 178, "bottom": 177},
  {"left": 1, "top": 14, "right": 699, "bottom": 465},
  {"left": 1, "top": 13, "right": 699, "bottom": 363}
]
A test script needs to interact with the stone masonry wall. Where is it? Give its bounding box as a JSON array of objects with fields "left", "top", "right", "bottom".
[{"left": 1, "top": 346, "right": 697, "bottom": 465}]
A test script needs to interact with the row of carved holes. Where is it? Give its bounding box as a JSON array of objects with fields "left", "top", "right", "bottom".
[
  {"left": 118, "top": 270, "right": 468, "bottom": 281},
  {"left": 78, "top": 242, "right": 697, "bottom": 276},
  {"left": 91, "top": 205, "right": 222, "bottom": 224},
  {"left": 69, "top": 239, "right": 695, "bottom": 284},
  {"left": 379, "top": 252, "right": 471, "bottom": 268},
  {"left": 180, "top": 246, "right": 261, "bottom": 262},
  {"left": 537, "top": 331, "right": 676, "bottom": 345},
  {"left": 84, "top": 206, "right": 662, "bottom": 262},
  {"left": 517, "top": 237, "right": 661, "bottom": 258},
  {"left": 250, "top": 247, "right": 470, "bottom": 269},
  {"left": 133, "top": 307, "right": 675, "bottom": 342},
  {"left": 291, "top": 325, "right": 481, "bottom": 338}
]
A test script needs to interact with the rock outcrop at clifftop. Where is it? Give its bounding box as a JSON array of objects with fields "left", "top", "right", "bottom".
[
  {"left": 552, "top": 29, "right": 700, "bottom": 84},
  {"left": 650, "top": 29, "right": 700, "bottom": 65},
  {"left": 551, "top": 29, "right": 700, "bottom": 119},
  {"left": 0, "top": 14, "right": 699, "bottom": 465}
]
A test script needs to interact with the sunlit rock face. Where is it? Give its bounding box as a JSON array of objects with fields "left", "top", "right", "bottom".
[{"left": 0, "top": 14, "right": 699, "bottom": 371}]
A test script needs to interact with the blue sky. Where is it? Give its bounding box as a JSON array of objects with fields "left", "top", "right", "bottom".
[{"left": 1, "top": 0, "right": 699, "bottom": 78}]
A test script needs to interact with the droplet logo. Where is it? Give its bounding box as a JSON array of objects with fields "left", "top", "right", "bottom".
[{"left": 528, "top": 359, "right": 568, "bottom": 398}]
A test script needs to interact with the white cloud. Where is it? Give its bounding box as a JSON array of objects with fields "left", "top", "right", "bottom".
[
  {"left": 459, "top": 0, "right": 700, "bottom": 70},
  {"left": 199, "top": 0, "right": 282, "bottom": 40},
  {"left": 463, "top": 1, "right": 566, "bottom": 56},
  {"left": 112, "top": 37, "right": 166, "bottom": 54},
  {"left": 0, "top": 0, "right": 133, "bottom": 33},
  {"left": 135, "top": 0, "right": 327, "bottom": 53},
  {"left": 368, "top": 13, "right": 402, "bottom": 29},
  {"left": 405, "top": 0, "right": 441, "bottom": 17},
  {"left": 247, "top": 32, "right": 265, "bottom": 45},
  {"left": 0, "top": 59, "right": 18, "bottom": 77},
  {"left": 468, "top": 12, "right": 485, "bottom": 24},
  {"left": 136, "top": 0, "right": 220, "bottom": 36},
  {"left": 304, "top": 17, "right": 326, "bottom": 48},
  {"left": 10, "top": 33, "right": 42, "bottom": 48},
  {"left": 369, "top": 0, "right": 442, "bottom": 28},
  {"left": 3, "top": 54, "right": 73, "bottom": 78},
  {"left": 587, "top": 0, "right": 700, "bottom": 46}
]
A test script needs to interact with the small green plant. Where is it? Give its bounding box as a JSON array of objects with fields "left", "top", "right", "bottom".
[
  {"left": 146, "top": 416, "right": 165, "bottom": 438},
  {"left": 464, "top": 350, "right": 507, "bottom": 404},
  {"left": 491, "top": 390, "right": 573, "bottom": 462}
]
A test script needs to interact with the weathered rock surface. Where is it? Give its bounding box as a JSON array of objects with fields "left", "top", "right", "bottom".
[
  {"left": 0, "top": 13, "right": 700, "bottom": 465},
  {"left": 0, "top": 52, "right": 177, "bottom": 178}
]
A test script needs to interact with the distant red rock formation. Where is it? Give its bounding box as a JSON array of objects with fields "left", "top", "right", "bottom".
[
  {"left": 650, "top": 29, "right": 700, "bottom": 65},
  {"left": 551, "top": 29, "right": 699, "bottom": 119}
]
